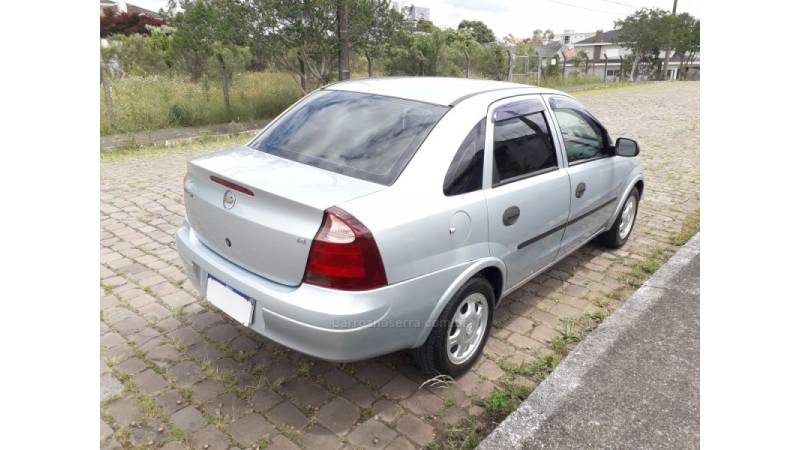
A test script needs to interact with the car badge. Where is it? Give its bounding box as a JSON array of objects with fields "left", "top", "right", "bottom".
[{"left": 223, "top": 190, "right": 236, "bottom": 209}]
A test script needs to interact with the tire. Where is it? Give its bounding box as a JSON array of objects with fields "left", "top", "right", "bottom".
[
  {"left": 599, "top": 188, "right": 640, "bottom": 249},
  {"left": 412, "top": 276, "right": 495, "bottom": 377}
]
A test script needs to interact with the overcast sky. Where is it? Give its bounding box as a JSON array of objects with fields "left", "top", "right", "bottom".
[{"left": 132, "top": 0, "right": 701, "bottom": 40}]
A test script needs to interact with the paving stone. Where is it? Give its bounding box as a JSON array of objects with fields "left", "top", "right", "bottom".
[
  {"left": 116, "top": 357, "right": 148, "bottom": 374},
  {"left": 171, "top": 406, "right": 207, "bottom": 432},
  {"left": 283, "top": 378, "right": 330, "bottom": 409},
  {"left": 343, "top": 383, "right": 376, "bottom": 409},
  {"left": 191, "top": 379, "right": 227, "bottom": 404},
  {"left": 205, "top": 323, "right": 240, "bottom": 343},
  {"left": 324, "top": 368, "right": 358, "bottom": 390},
  {"left": 100, "top": 420, "right": 114, "bottom": 440},
  {"left": 169, "top": 326, "right": 203, "bottom": 347},
  {"left": 396, "top": 414, "right": 435, "bottom": 446},
  {"left": 168, "top": 360, "right": 203, "bottom": 385},
  {"left": 266, "top": 401, "right": 309, "bottom": 430},
  {"left": 101, "top": 332, "right": 126, "bottom": 349},
  {"left": 250, "top": 388, "right": 283, "bottom": 413},
  {"left": 228, "top": 413, "right": 275, "bottom": 447},
  {"left": 154, "top": 390, "right": 186, "bottom": 415},
  {"left": 105, "top": 397, "right": 143, "bottom": 425},
  {"left": 373, "top": 399, "right": 404, "bottom": 423},
  {"left": 190, "top": 426, "right": 231, "bottom": 450},
  {"left": 317, "top": 397, "right": 360, "bottom": 435},
  {"left": 380, "top": 376, "right": 418, "bottom": 400},
  {"left": 159, "top": 442, "right": 186, "bottom": 450},
  {"left": 400, "top": 389, "right": 443, "bottom": 416},
  {"left": 270, "top": 435, "right": 302, "bottom": 450},
  {"left": 355, "top": 363, "right": 396, "bottom": 387},
  {"left": 100, "top": 373, "right": 125, "bottom": 401},
  {"left": 300, "top": 424, "right": 342, "bottom": 449},
  {"left": 385, "top": 436, "right": 416, "bottom": 450},
  {"left": 132, "top": 369, "right": 169, "bottom": 394},
  {"left": 347, "top": 418, "right": 397, "bottom": 450},
  {"left": 209, "top": 392, "right": 250, "bottom": 421}
]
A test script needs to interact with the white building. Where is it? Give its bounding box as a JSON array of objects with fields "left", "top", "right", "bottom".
[
  {"left": 554, "top": 29, "right": 594, "bottom": 45},
  {"left": 569, "top": 30, "right": 700, "bottom": 80},
  {"left": 392, "top": 2, "right": 431, "bottom": 22}
]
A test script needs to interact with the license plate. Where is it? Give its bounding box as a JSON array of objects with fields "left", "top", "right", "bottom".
[{"left": 206, "top": 275, "right": 254, "bottom": 326}]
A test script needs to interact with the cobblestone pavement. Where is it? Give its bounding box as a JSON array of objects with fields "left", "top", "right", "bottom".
[{"left": 100, "top": 81, "right": 699, "bottom": 449}]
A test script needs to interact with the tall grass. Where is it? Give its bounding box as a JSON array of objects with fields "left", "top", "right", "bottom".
[{"left": 100, "top": 71, "right": 302, "bottom": 135}]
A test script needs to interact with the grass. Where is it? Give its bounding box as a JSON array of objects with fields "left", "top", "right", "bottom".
[
  {"left": 100, "top": 132, "right": 252, "bottom": 162},
  {"left": 101, "top": 71, "right": 301, "bottom": 135}
]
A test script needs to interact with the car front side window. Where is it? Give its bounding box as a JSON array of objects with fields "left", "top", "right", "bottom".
[{"left": 549, "top": 97, "right": 610, "bottom": 164}]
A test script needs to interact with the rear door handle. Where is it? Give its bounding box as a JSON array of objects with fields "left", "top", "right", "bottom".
[
  {"left": 503, "top": 206, "right": 520, "bottom": 226},
  {"left": 575, "top": 182, "right": 586, "bottom": 198}
]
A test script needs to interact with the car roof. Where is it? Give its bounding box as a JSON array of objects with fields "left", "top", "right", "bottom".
[{"left": 325, "top": 76, "right": 564, "bottom": 106}]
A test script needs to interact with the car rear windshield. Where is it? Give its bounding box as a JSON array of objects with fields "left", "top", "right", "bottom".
[{"left": 249, "top": 90, "right": 449, "bottom": 185}]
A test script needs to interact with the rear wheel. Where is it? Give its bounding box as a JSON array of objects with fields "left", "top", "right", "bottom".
[
  {"left": 599, "top": 188, "right": 639, "bottom": 248},
  {"left": 412, "top": 277, "right": 494, "bottom": 376}
]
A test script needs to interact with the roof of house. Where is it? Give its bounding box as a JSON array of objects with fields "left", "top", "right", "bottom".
[
  {"left": 326, "top": 77, "right": 562, "bottom": 106},
  {"left": 574, "top": 30, "right": 620, "bottom": 45},
  {"left": 534, "top": 41, "right": 564, "bottom": 58}
]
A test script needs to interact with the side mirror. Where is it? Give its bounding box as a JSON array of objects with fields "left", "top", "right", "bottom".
[{"left": 615, "top": 137, "right": 640, "bottom": 157}]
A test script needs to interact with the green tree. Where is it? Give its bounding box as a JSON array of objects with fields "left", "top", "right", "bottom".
[
  {"left": 169, "top": 0, "right": 250, "bottom": 111},
  {"left": 671, "top": 14, "right": 700, "bottom": 79},
  {"left": 614, "top": 7, "right": 671, "bottom": 81},
  {"left": 457, "top": 20, "right": 496, "bottom": 44},
  {"left": 475, "top": 42, "right": 508, "bottom": 80},
  {"left": 447, "top": 28, "right": 480, "bottom": 77},
  {"left": 415, "top": 19, "right": 437, "bottom": 33},
  {"left": 246, "top": 0, "right": 339, "bottom": 93},
  {"left": 349, "top": 0, "right": 405, "bottom": 77},
  {"left": 572, "top": 50, "right": 589, "bottom": 74}
]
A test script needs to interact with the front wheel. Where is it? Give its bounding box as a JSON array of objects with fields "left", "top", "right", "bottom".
[
  {"left": 412, "top": 277, "right": 494, "bottom": 377},
  {"left": 599, "top": 188, "right": 639, "bottom": 248}
]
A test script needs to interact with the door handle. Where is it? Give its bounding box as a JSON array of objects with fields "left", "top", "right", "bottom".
[
  {"left": 503, "top": 206, "right": 520, "bottom": 226},
  {"left": 575, "top": 182, "right": 586, "bottom": 198}
]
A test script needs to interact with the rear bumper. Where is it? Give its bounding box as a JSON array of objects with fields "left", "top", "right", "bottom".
[{"left": 176, "top": 222, "right": 460, "bottom": 362}]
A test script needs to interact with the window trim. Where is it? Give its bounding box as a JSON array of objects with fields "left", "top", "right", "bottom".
[{"left": 492, "top": 166, "right": 559, "bottom": 188}]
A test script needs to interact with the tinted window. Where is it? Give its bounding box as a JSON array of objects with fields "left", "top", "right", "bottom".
[
  {"left": 250, "top": 90, "right": 449, "bottom": 185},
  {"left": 492, "top": 112, "right": 557, "bottom": 185},
  {"left": 549, "top": 97, "right": 610, "bottom": 164},
  {"left": 443, "top": 119, "right": 485, "bottom": 196}
]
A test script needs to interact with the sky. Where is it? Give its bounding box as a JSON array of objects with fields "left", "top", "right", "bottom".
[{"left": 131, "top": 0, "right": 701, "bottom": 40}]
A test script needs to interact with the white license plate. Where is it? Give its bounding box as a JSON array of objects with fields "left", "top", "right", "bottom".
[{"left": 206, "top": 275, "right": 254, "bottom": 326}]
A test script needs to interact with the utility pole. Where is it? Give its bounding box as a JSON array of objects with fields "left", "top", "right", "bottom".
[
  {"left": 661, "top": 0, "right": 679, "bottom": 80},
  {"left": 337, "top": 0, "right": 350, "bottom": 81}
]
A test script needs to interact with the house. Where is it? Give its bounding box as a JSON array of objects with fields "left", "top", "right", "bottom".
[
  {"left": 570, "top": 30, "right": 700, "bottom": 80},
  {"left": 554, "top": 29, "right": 594, "bottom": 46},
  {"left": 392, "top": 2, "right": 431, "bottom": 22},
  {"left": 100, "top": 0, "right": 162, "bottom": 19}
]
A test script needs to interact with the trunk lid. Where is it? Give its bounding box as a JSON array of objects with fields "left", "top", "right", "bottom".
[{"left": 184, "top": 146, "right": 386, "bottom": 286}]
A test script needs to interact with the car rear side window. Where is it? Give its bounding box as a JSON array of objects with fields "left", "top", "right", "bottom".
[
  {"left": 250, "top": 90, "right": 449, "bottom": 185},
  {"left": 492, "top": 112, "right": 557, "bottom": 185},
  {"left": 443, "top": 119, "right": 485, "bottom": 196}
]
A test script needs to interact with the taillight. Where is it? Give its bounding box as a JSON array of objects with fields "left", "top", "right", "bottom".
[{"left": 303, "top": 207, "right": 388, "bottom": 291}]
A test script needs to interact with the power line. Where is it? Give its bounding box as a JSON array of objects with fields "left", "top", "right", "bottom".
[
  {"left": 541, "top": 0, "right": 628, "bottom": 16},
  {"left": 597, "top": 0, "right": 638, "bottom": 8}
]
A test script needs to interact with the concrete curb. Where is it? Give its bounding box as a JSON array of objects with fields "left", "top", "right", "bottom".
[{"left": 478, "top": 233, "right": 701, "bottom": 450}]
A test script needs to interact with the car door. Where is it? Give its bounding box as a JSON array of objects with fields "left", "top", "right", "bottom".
[
  {"left": 484, "top": 96, "right": 571, "bottom": 292},
  {"left": 545, "top": 95, "right": 617, "bottom": 256}
]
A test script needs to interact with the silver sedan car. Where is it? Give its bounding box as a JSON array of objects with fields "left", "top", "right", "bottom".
[{"left": 177, "top": 77, "right": 643, "bottom": 376}]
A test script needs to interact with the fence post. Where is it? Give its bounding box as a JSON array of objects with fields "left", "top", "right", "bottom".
[
  {"left": 603, "top": 53, "right": 608, "bottom": 83},
  {"left": 100, "top": 61, "right": 116, "bottom": 131},
  {"left": 535, "top": 51, "right": 541, "bottom": 85},
  {"left": 561, "top": 51, "right": 567, "bottom": 79},
  {"left": 507, "top": 48, "right": 514, "bottom": 82}
]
